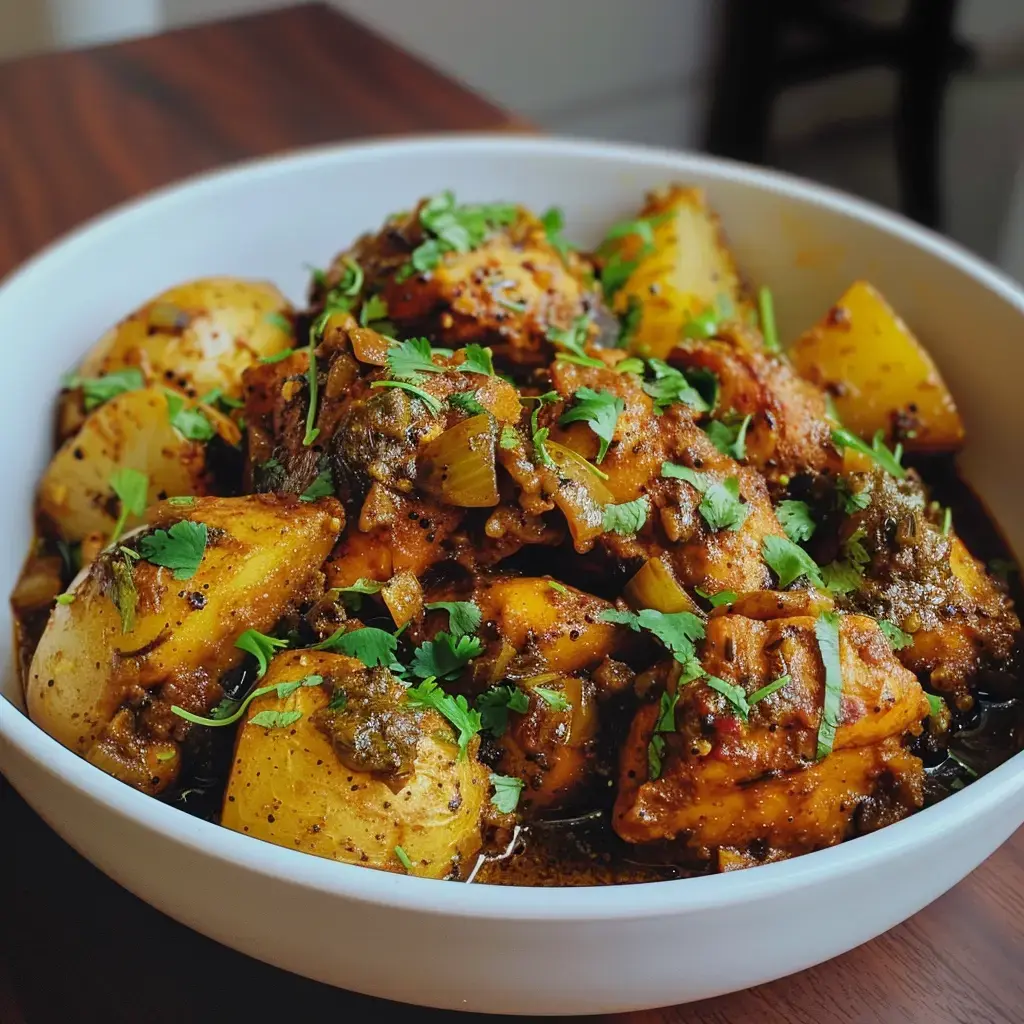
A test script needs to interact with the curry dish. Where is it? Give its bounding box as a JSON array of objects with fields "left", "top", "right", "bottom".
[{"left": 14, "top": 187, "right": 1022, "bottom": 885}]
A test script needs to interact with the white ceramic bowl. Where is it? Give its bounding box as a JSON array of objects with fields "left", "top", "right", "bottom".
[{"left": 1, "top": 136, "right": 1022, "bottom": 1016}]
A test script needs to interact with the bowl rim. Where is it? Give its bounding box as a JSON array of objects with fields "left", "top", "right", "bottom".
[{"left": 2, "top": 132, "right": 1022, "bottom": 922}]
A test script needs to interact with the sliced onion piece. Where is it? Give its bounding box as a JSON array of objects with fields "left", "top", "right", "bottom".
[
  {"left": 546, "top": 441, "right": 613, "bottom": 551},
  {"left": 624, "top": 556, "right": 700, "bottom": 615},
  {"left": 417, "top": 413, "right": 499, "bottom": 507}
]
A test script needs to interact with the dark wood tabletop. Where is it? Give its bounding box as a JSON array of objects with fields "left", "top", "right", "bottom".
[{"left": 1, "top": 5, "right": 1021, "bottom": 1022}]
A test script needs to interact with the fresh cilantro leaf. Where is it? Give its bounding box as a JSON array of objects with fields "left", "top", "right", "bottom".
[
  {"left": 320, "top": 257, "right": 363, "bottom": 314},
  {"left": 138, "top": 520, "right": 208, "bottom": 580},
  {"left": 777, "top": 500, "right": 816, "bottom": 543},
  {"left": 300, "top": 463, "right": 335, "bottom": 502},
  {"left": 165, "top": 390, "right": 215, "bottom": 442},
  {"left": 682, "top": 307, "right": 719, "bottom": 340},
  {"left": 831, "top": 427, "right": 906, "bottom": 479},
  {"left": 450, "top": 391, "right": 488, "bottom": 416},
  {"left": 476, "top": 685, "right": 529, "bottom": 737},
  {"left": 404, "top": 676, "right": 482, "bottom": 758},
  {"left": 532, "top": 426, "right": 556, "bottom": 469},
  {"left": 705, "top": 415, "right": 752, "bottom": 461},
  {"left": 359, "top": 293, "right": 390, "bottom": 328},
  {"left": 458, "top": 343, "right": 495, "bottom": 376},
  {"left": 925, "top": 692, "right": 946, "bottom": 718},
  {"left": 386, "top": 337, "right": 443, "bottom": 383},
  {"left": 109, "top": 467, "right": 149, "bottom": 546},
  {"left": 257, "top": 457, "right": 286, "bottom": 491},
  {"left": 598, "top": 607, "right": 704, "bottom": 666},
  {"left": 260, "top": 349, "right": 294, "bottom": 364},
  {"left": 596, "top": 214, "right": 667, "bottom": 297},
  {"left": 168, "top": 495, "right": 196, "bottom": 507},
  {"left": 814, "top": 612, "right": 843, "bottom": 759},
  {"left": 55, "top": 592, "right": 75, "bottom": 605},
  {"left": 410, "top": 632, "right": 484, "bottom": 681},
  {"left": 748, "top": 674, "right": 791, "bottom": 706},
  {"left": 540, "top": 206, "right": 572, "bottom": 262},
  {"left": 548, "top": 580, "right": 568, "bottom": 595},
  {"left": 696, "top": 587, "right": 737, "bottom": 608},
  {"left": 661, "top": 462, "right": 706, "bottom": 487},
  {"left": 328, "top": 690, "right": 348, "bottom": 711},
  {"left": 602, "top": 496, "right": 649, "bottom": 535},
  {"left": 110, "top": 553, "right": 138, "bottom": 633},
  {"left": 757, "top": 286, "right": 780, "bottom": 353},
  {"left": 394, "top": 845, "right": 414, "bottom": 870},
  {"left": 489, "top": 773, "right": 525, "bottom": 813},
  {"left": 642, "top": 359, "right": 709, "bottom": 415},
  {"left": 63, "top": 367, "right": 145, "bottom": 410},
  {"left": 654, "top": 689, "right": 680, "bottom": 734},
  {"left": 313, "top": 626, "right": 398, "bottom": 668},
  {"left": 706, "top": 675, "right": 751, "bottom": 720},
  {"left": 264, "top": 311, "right": 294, "bottom": 334},
  {"left": 821, "top": 560, "right": 862, "bottom": 596},
  {"left": 879, "top": 619, "right": 913, "bottom": 651},
  {"left": 762, "top": 534, "right": 823, "bottom": 588},
  {"left": 699, "top": 477, "right": 748, "bottom": 532},
  {"left": 616, "top": 356, "right": 646, "bottom": 375},
  {"left": 941, "top": 506, "right": 953, "bottom": 536},
  {"left": 424, "top": 600, "right": 482, "bottom": 640},
  {"left": 155, "top": 750, "right": 176, "bottom": 762},
  {"left": 617, "top": 295, "right": 643, "bottom": 348},
  {"left": 547, "top": 316, "right": 603, "bottom": 368},
  {"left": 499, "top": 425, "right": 520, "bottom": 449},
  {"left": 558, "top": 387, "right": 624, "bottom": 462},
  {"left": 648, "top": 732, "right": 666, "bottom": 779},
  {"left": 533, "top": 686, "right": 570, "bottom": 711},
  {"left": 234, "top": 629, "right": 289, "bottom": 678},
  {"left": 248, "top": 709, "right": 303, "bottom": 730},
  {"left": 370, "top": 380, "right": 443, "bottom": 415},
  {"left": 303, "top": 331, "right": 320, "bottom": 447},
  {"left": 687, "top": 367, "right": 720, "bottom": 412}
]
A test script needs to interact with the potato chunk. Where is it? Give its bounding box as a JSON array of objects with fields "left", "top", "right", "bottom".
[
  {"left": 27, "top": 495, "right": 343, "bottom": 792},
  {"left": 221, "top": 652, "right": 488, "bottom": 879},
  {"left": 790, "top": 280, "right": 964, "bottom": 452}
]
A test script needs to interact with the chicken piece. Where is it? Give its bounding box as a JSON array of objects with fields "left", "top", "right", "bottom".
[
  {"left": 321, "top": 198, "right": 597, "bottom": 370},
  {"left": 614, "top": 612, "right": 928, "bottom": 858},
  {"left": 668, "top": 339, "right": 841, "bottom": 487}
]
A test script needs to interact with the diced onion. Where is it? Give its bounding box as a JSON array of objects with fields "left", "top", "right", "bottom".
[
  {"left": 382, "top": 571, "right": 423, "bottom": 628},
  {"left": 418, "top": 414, "right": 499, "bottom": 507},
  {"left": 624, "top": 556, "right": 701, "bottom": 615}
]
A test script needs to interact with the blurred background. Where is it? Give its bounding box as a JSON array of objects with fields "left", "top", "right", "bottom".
[{"left": 1, "top": 0, "right": 1022, "bottom": 277}]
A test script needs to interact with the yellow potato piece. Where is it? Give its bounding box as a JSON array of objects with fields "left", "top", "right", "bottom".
[
  {"left": 27, "top": 495, "right": 343, "bottom": 791},
  {"left": 610, "top": 185, "right": 748, "bottom": 359},
  {"left": 222, "top": 651, "right": 488, "bottom": 879},
  {"left": 790, "top": 281, "right": 964, "bottom": 452}
]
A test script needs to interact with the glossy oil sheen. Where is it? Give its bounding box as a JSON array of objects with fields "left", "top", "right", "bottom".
[{"left": 0, "top": 136, "right": 1022, "bottom": 1015}]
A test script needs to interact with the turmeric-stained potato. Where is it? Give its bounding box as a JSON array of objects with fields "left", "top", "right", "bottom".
[
  {"left": 27, "top": 495, "right": 343, "bottom": 793},
  {"left": 38, "top": 385, "right": 235, "bottom": 542},
  {"left": 221, "top": 652, "right": 488, "bottom": 879},
  {"left": 605, "top": 186, "right": 750, "bottom": 360},
  {"left": 614, "top": 613, "right": 928, "bottom": 856},
  {"left": 790, "top": 281, "right": 964, "bottom": 452},
  {"left": 60, "top": 277, "right": 293, "bottom": 441}
]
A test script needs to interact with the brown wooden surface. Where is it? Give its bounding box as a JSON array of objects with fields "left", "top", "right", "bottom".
[{"left": 0, "top": 5, "right": 1021, "bottom": 1022}]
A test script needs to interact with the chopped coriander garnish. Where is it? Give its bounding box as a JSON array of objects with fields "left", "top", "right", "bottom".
[
  {"left": 248, "top": 709, "right": 303, "bottom": 730},
  {"left": 925, "top": 692, "right": 946, "bottom": 718},
  {"left": 409, "top": 632, "right": 484, "bottom": 681},
  {"left": 424, "top": 600, "right": 482, "bottom": 640},
  {"left": 836, "top": 479, "right": 871, "bottom": 514},
  {"left": 706, "top": 675, "right": 751, "bottom": 720},
  {"left": 63, "top": 367, "right": 145, "bottom": 410},
  {"left": 370, "top": 379, "right": 443, "bottom": 415},
  {"left": 830, "top": 427, "right": 906, "bottom": 479},
  {"left": 108, "top": 467, "right": 149, "bottom": 547},
  {"left": 616, "top": 295, "right": 643, "bottom": 348},
  {"left": 757, "top": 286, "right": 780, "bottom": 353},
  {"left": 696, "top": 587, "right": 737, "bottom": 608},
  {"left": 450, "top": 391, "right": 487, "bottom": 416},
  {"left": 490, "top": 773, "right": 525, "bottom": 813},
  {"left": 532, "top": 426, "right": 556, "bottom": 469},
  {"left": 299, "top": 463, "right": 335, "bottom": 502},
  {"left": 942, "top": 506, "right": 953, "bottom": 536},
  {"left": 458, "top": 343, "right": 495, "bottom": 376},
  {"left": 55, "top": 592, "right": 75, "bottom": 605},
  {"left": 165, "top": 390, "right": 215, "bottom": 442},
  {"left": 386, "top": 337, "right": 443, "bottom": 383},
  {"left": 394, "top": 844, "right": 414, "bottom": 871},
  {"left": 264, "top": 311, "right": 293, "bottom": 334},
  {"left": 328, "top": 577, "right": 385, "bottom": 611},
  {"left": 499, "top": 425, "right": 520, "bottom": 449},
  {"left": 313, "top": 626, "right": 398, "bottom": 668},
  {"left": 648, "top": 734, "right": 666, "bottom": 780},
  {"left": 616, "top": 356, "right": 646, "bottom": 375},
  {"left": 547, "top": 316, "right": 603, "bottom": 368},
  {"left": 156, "top": 750, "right": 176, "bottom": 762},
  {"left": 596, "top": 213, "right": 666, "bottom": 297},
  {"left": 359, "top": 293, "right": 390, "bottom": 329},
  {"left": 821, "top": 526, "right": 870, "bottom": 595},
  {"left": 602, "top": 496, "right": 649, "bottom": 535},
  {"left": 260, "top": 349, "right": 294, "bottom": 364},
  {"left": 598, "top": 607, "right": 704, "bottom": 669},
  {"left": 138, "top": 520, "right": 208, "bottom": 580},
  {"left": 110, "top": 553, "right": 138, "bottom": 633},
  {"left": 642, "top": 359, "right": 709, "bottom": 415},
  {"left": 540, "top": 206, "right": 572, "bottom": 263},
  {"left": 661, "top": 461, "right": 704, "bottom": 485},
  {"left": 476, "top": 684, "right": 529, "bottom": 737},
  {"left": 777, "top": 500, "right": 816, "bottom": 543},
  {"left": 814, "top": 612, "right": 843, "bottom": 759},
  {"left": 762, "top": 534, "right": 823, "bottom": 588},
  {"left": 748, "top": 674, "right": 791, "bottom": 707},
  {"left": 557, "top": 387, "right": 624, "bottom": 462},
  {"left": 682, "top": 307, "right": 719, "bottom": 340},
  {"left": 548, "top": 580, "right": 568, "bottom": 595},
  {"left": 705, "top": 414, "right": 752, "bottom": 461},
  {"left": 879, "top": 619, "right": 913, "bottom": 651},
  {"left": 533, "top": 686, "right": 570, "bottom": 711},
  {"left": 171, "top": 674, "right": 322, "bottom": 728},
  {"left": 234, "top": 629, "right": 289, "bottom": 678},
  {"left": 168, "top": 495, "right": 196, "bottom": 507},
  {"left": 647, "top": 688, "right": 680, "bottom": 781},
  {"left": 698, "top": 477, "right": 748, "bottom": 532},
  {"left": 404, "top": 676, "right": 482, "bottom": 759},
  {"left": 303, "top": 328, "right": 320, "bottom": 447}
]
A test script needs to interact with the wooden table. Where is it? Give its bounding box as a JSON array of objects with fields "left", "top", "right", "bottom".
[{"left": 0, "top": 5, "right": 1020, "bottom": 1022}]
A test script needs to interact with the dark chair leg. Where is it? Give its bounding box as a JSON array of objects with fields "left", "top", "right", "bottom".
[
  {"left": 703, "top": 0, "right": 780, "bottom": 164},
  {"left": 895, "top": 0, "right": 958, "bottom": 229}
]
